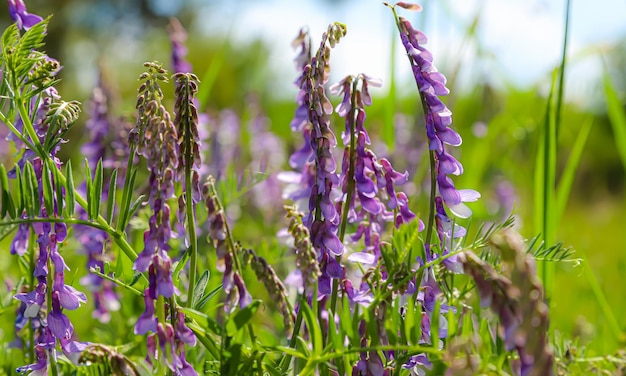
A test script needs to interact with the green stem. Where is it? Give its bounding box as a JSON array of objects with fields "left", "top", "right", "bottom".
[
  {"left": 156, "top": 296, "right": 167, "bottom": 376},
  {"left": 279, "top": 293, "right": 306, "bottom": 372},
  {"left": 27, "top": 229, "right": 36, "bottom": 364},
  {"left": 116, "top": 142, "right": 137, "bottom": 234},
  {"left": 46, "top": 246, "right": 59, "bottom": 376},
  {"left": 184, "top": 125, "right": 199, "bottom": 308},
  {"left": 367, "top": 248, "right": 463, "bottom": 310},
  {"left": 424, "top": 150, "right": 437, "bottom": 250}
]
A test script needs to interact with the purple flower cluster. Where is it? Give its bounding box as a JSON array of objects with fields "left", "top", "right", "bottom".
[
  {"left": 8, "top": 0, "right": 42, "bottom": 31},
  {"left": 14, "top": 213, "right": 88, "bottom": 373},
  {"left": 396, "top": 16, "right": 480, "bottom": 219},
  {"left": 203, "top": 179, "right": 251, "bottom": 311},
  {"left": 133, "top": 63, "right": 178, "bottom": 298},
  {"left": 284, "top": 23, "right": 347, "bottom": 296},
  {"left": 132, "top": 62, "right": 198, "bottom": 375},
  {"left": 331, "top": 74, "right": 419, "bottom": 266},
  {"left": 5, "top": 3, "right": 89, "bottom": 371},
  {"left": 168, "top": 18, "right": 193, "bottom": 74}
]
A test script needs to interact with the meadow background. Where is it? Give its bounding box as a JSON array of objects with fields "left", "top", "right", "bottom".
[{"left": 1, "top": 0, "right": 625, "bottom": 369}]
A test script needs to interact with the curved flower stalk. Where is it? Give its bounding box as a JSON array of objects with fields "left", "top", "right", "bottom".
[
  {"left": 383, "top": 3, "right": 476, "bottom": 372},
  {"left": 284, "top": 205, "right": 321, "bottom": 291},
  {"left": 387, "top": 3, "right": 479, "bottom": 243},
  {"left": 203, "top": 177, "right": 251, "bottom": 311},
  {"left": 283, "top": 22, "right": 347, "bottom": 298},
  {"left": 244, "top": 248, "right": 294, "bottom": 333},
  {"left": 173, "top": 72, "right": 203, "bottom": 309}
]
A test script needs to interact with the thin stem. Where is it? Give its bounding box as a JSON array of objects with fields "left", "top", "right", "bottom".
[
  {"left": 367, "top": 248, "right": 464, "bottom": 310},
  {"left": 279, "top": 293, "right": 306, "bottom": 372},
  {"left": 184, "top": 122, "right": 199, "bottom": 308},
  {"left": 116, "top": 142, "right": 137, "bottom": 234},
  {"left": 46, "top": 247, "right": 59, "bottom": 376},
  {"left": 27, "top": 228, "right": 36, "bottom": 364},
  {"left": 424, "top": 149, "right": 437, "bottom": 249},
  {"left": 156, "top": 295, "right": 167, "bottom": 376}
]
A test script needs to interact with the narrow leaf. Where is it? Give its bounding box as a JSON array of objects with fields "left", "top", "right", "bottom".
[
  {"left": 556, "top": 118, "right": 592, "bottom": 223},
  {"left": 195, "top": 284, "right": 222, "bottom": 312},
  {"left": 84, "top": 158, "right": 93, "bottom": 220},
  {"left": 192, "top": 270, "right": 210, "bottom": 308},
  {"left": 92, "top": 158, "right": 103, "bottom": 220},
  {"left": 180, "top": 307, "right": 223, "bottom": 336},
  {"left": 106, "top": 168, "right": 118, "bottom": 224},
  {"left": 65, "top": 160, "right": 75, "bottom": 217},
  {"left": 41, "top": 160, "right": 54, "bottom": 215},
  {"left": 53, "top": 162, "right": 64, "bottom": 218},
  {"left": 300, "top": 299, "right": 322, "bottom": 356},
  {"left": 226, "top": 300, "right": 261, "bottom": 336},
  {"left": 15, "top": 167, "right": 25, "bottom": 215},
  {"left": 22, "top": 162, "right": 36, "bottom": 217},
  {"left": 603, "top": 72, "right": 626, "bottom": 171},
  {"left": 0, "top": 165, "right": 14, "bottom": 219}
]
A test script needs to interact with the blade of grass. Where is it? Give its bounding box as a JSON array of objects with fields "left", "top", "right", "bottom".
[
  {"left": 556, "top": 117, "right": 593, "bottom": 224},
  {"left": 603, "top": 71, "right": 626, "bottom": 171}
]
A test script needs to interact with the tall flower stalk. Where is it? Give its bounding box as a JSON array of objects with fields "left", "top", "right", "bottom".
[
  {"left": 173, "top": 72, "right": 202, "bottom": 307},
  {"left": 387, "top": 2, "right": 479, "bottom": 250},
  {"left": 132, "top": 62, "right": 198, "bottom": 375}
]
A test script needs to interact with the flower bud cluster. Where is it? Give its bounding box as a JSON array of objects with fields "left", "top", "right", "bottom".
[
  {"left": 244, "top": 248, "right": 294, "bottom": 333},
  {"left": 285, "top": 205, "right": 321, "bottom": 289},
  {"left": 397, "top": 16, "right": 479, "bottom": 219},
  {"left": 203, "top": 178, "right": 251, "bottom": 310}
]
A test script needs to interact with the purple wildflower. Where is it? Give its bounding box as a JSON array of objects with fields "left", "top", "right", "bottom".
[
  {"left": 331, "top": 74, "right": 419, "bottom": 270},
  {"left": 392, "top": 12, "right": 479, "bottom": 218},
  {"left": 8, "top": 0, "right": 42, "bottom": 31},
  {"left": 168, "top": 18, "right": 193, "bottom": 74},
  {"left": 283, "top": 23, "right": 347, "bottom": 298}
]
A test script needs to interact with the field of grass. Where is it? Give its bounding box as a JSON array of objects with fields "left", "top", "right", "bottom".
[{"left": 1, "top": 1, "right": 625, "bottom": 375}]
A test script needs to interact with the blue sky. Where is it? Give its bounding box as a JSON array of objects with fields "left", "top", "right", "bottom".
[{"left": 192, "top": 0, "right": 626, "bottom": 102}]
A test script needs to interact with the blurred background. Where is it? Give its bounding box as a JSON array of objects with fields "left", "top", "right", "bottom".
[{"left": 1, "top": 0, "right": 626, "bottom": 357}]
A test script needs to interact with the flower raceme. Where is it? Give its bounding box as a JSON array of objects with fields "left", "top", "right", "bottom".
[{"left": 388, "top": 3, "right": 480, "bottom": 219}]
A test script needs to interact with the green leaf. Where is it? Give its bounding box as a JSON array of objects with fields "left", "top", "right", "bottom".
[
  {"left": 23, "top": 162, "right": 38, "bottom": 217},
  {"left": 603, "top": 72, "right": 626, "bottom": 171},
  {"left": 180, "top": 307, "right": 223, "bottom": 336},
  {"left": 14, "top": 166, "right": 25, "bottom": 215},
  {"left": 53, "top": 163, "right": 64, "bottom": 218},
  {"left": 300, "top": 299, "right": 322, "bottom": 356},
  {"left": 0, "top": 165, "right": 16, "bottom": 219},
  {"left": 84, "top": 158, "right": 93, "bottom": 220},
  {"left": 65, "top": 161, "right": 75, "bottom": 217},
  {"left": 41, "top": 160, "right": 54, "bottom": 215},
  {"left": 127, "top": 194, "right": 147, "bottom": 226},
  {"left": 1, "top": 23, "right": 20, "bottom": 56},
  {"left": 106, "top": 169, "right": 118, "bottom": 224},
  {"left": 0, "top": 223, "right": 18, "bottom": 242},
  {"left": 226, "top": 300, "right": 261, "bottom": 337},
  {"left": 91, "top": 158, "right": 103, "bottom": 220},
  {"left": 15, "top": 17, "right": 49, "bottom": 61},
  {"left": 117, "top": 165, "right": 137, "bottom": 233},
  {"left": 192, "top": 270, "right": 210, "bottom": 308},
  {"left": 195, "top": 284, "right": 223, "bottom": 311}
]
